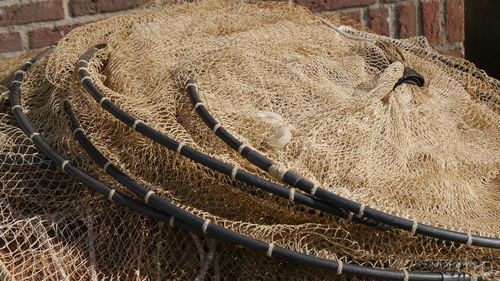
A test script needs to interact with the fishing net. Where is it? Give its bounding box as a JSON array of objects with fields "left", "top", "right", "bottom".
[{"left": 1, "top": 0, "right": 499, "bottom": 280}]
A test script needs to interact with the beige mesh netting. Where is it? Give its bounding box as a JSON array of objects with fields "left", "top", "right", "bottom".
[{"left": 1, "top": 0, "right": 499, "bottom": 280}]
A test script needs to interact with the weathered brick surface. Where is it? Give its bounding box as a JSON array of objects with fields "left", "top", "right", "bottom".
[
  {"left": 422, "top": 0, "right": 441, "bottom": 44},
  {"left": 296, "top": 0, "right": 376, "bottom": 12},
  {"left": 0, "top": 32, "right": 22, "bottom": 52},
  {"left": 70, "top": 0, "right": 147, "bottom": 16},
  {"left": 0, "top": 0, "right": 466, "bottom": 58},
  {"left": 398, "top": 2, "right": 417, "bottom": 38},
  {"left": 340, "top": 10, "right": 362, "bottom": 23},
  {"left": 446, "top": 0, "right": 464, "bottom": 42},
  {"left": 369, "top": 7, "right": 390, "bottom": 36},
  {"left": 0, "top": 1, "right": 64, "bottom": 27},
  {"left": 29, "top": 24, "right": 84, "bottom": 49}
]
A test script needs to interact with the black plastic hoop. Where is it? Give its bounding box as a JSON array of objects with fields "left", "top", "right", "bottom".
[
  {"left": 184, "top": 75, "right": 500, "bottom": 249},
  {"left": 76, "top": 45, "right": 392, "bottom": 230},
  {"left": 64, "top": 97, "right": 477, "bottom": 281}
]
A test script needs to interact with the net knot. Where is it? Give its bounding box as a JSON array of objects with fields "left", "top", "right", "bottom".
[{"left": 268, "top": 164, "right": 287, "bottom": 181}]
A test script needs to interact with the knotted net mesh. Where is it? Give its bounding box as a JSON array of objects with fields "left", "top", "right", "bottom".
[{"left": 0, "top": 0, "right": 499, "bottom": 280}]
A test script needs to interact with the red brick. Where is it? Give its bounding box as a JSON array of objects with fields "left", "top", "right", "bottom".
[
  {"left": 0, "top": 1, "right": 64, "bottom": 27},
  {"left": 29, "top": 24, "right": 84, "bottom": 49},
  {"left": 296, "top": 0, "right": 376, "bottom": 12},
  {"left": 397, "top": 2, "right": 417, "bottom": 38},
  {"left": 70, "top": 0, "right": 147, "bottom": 16},
  {"left": 446, "top": 0, "right": 464, "bottom": 42},
  {"left": 340, "top": 10, "right": 362, "bottom": 23},
  {"left": 0, "top": 32, "right": 22, "bottom": 52},
  {"left": 438, "top": 47, "right": 464, "bottom": 57},
  {"left": 369, "top": 7, "right": 390, "bottom": 36},
  {"left": 422, "top": 0, "right": 441, "bottom": 44}
]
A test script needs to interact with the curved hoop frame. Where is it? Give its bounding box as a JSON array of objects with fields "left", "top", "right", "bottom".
[
  {"left": 8, "top": 44, "right": 491, "bottom": 281},
  {"left": 76, "top": 45, "right": 390, "bottom": 230},
  {"left": 7, "top": 46, "right": 203, "bottom": 238},
  {"left": 64, "top": 99, "right": 481, "bottom": 281},
  {"left": 184, "top": 77, "right": 500, "bottom": 249},
  {"left": 3, "top": 44, "right": 482, "bottom": 280},
  {"left": 72, "top": 44, "right": 495, "bottom": 279}
]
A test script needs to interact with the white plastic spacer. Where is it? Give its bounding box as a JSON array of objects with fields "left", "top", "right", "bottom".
[
  {"left": 169, "top": 216, "right": 175, "bottom": 228},
  {"left": 403, "top": 269, "right": 409, "bottom": 281},
  {"left": 61, "top": 160, "right": 69, "bottom": 171},
  {"left": 202, "top": 219, "right": 210, "bottom": 234},
  {"left": 25, "top": 61, "right": 33, "bottom": 67},
  {"left": 348, "top": 212, "right": 354, "bottom": 221},
  {"left": 266, "top": 243, "right": 274, "bottom": 257},
  {"left": 11, "top": 105, "right": 23, "bottom": 112},
  {"left": 144, "top": 190, "right": 154, "bottom": 204},
  {"left": 466, "top": 230, "right": 473, "bottom": 247},
  {"left": 268, "top": 164, "right": 287, "bottom": 181},
  {"left": 29, "top": 132, "right": 40, "bottom": 140},
  {"left": 80, "top": 76, "right": 91, "bottom": 83},
  {"left": 410, "top": 220, "right": 418, "bottom": 236},
  {"left": 78, "top": 60, "right": 88, "bottom": 65},
  {"left": 107, "top": 189, "right": 115, "bottom": 201},
  {"left": 357, "top": 203, "right": 365, "bottom": 218},
  {"left": 185, "top": 82, "right": 197, "bottom": 90},
  {"left": 231, "top": 166, "right": 238, "bottom": 181},
  {"left": 237, "top": 144, "right": 247, "bottom": 154},
  {"left": 99, "top": 97, "right": 109, "bottom": 106},
  {"left": 11, "top": 80, "right": 21, "bottom": 86},
  {"left": 132, "top": 120, "right": 143, "bottom": 130},
  {"left": 310, "top": 183, "right": 319, "bottom": 196},
  {"left": 176, "top": 142, "right": 185, "bottom": 155},
  {"left": 77, "top": 67, "right": 88, "bottom": 73},
  {"left": 72, "top": 127, "right": 85, "bottom": 137},
  {"left": 194, "top": 102, "right": 204, "bottom": 110},
  {"left": 15, "top": 70, "right": 25, "bottom": 76},
  {"left": 289, "top": 188, "right": 296, "bottom": 202},
  {"left": 336, "top": 260, "right": 343, "bottom": 275},
  {"left": 103, "top": 161, "right": 111, "bottom": 172},
  {"left": 212, "top": 123, "right": 221, "bottom": 133}
]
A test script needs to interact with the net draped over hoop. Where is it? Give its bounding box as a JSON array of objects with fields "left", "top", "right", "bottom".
[{"left": 0, "top": 0, "right": 498, "bottom": 280}]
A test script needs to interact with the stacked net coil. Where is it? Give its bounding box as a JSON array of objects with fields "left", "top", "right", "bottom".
[{"left": 1, "top": 0, "right": 499, "bottom": 280}]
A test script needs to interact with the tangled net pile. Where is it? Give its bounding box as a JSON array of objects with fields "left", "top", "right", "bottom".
[{"left": 1, "top": 0, "right": 499, "bottom": 280}]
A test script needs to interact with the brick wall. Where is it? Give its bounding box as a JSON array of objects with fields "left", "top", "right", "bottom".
[
  {"left": 298, "top": 0, "right": 464, "bottom": 57},
  {"left": 0, "top": 0, "right": 148, "bottom": 58},
  {"left": 0, "top": 0, "right": 464, "bottom": 58}
]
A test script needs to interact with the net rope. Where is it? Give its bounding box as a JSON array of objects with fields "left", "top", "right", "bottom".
[{"left": 0, "top": 0, "right": 498, "bottom": 280}]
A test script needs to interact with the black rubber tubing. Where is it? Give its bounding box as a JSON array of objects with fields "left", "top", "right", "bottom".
[
  {"left": 63, "top": 93, "right": 474, "bottom": 281},
  {"left": 79, "top": 44, "right": 500, "bottom": 249},
  {"left": 74, "top": 45, "right": 492, "bottom": 280},
  {"left": 184, "top": 75, "right": 500, "bottom": 249},
  {"left": 9, "top": 46, "right": 486, "bottom": 281},
  {"left": 76, "top": 45, "right": 392, "bottom": 231},
  {"left": 8, "top": 46, "right": 207, "bottom": 242}
]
